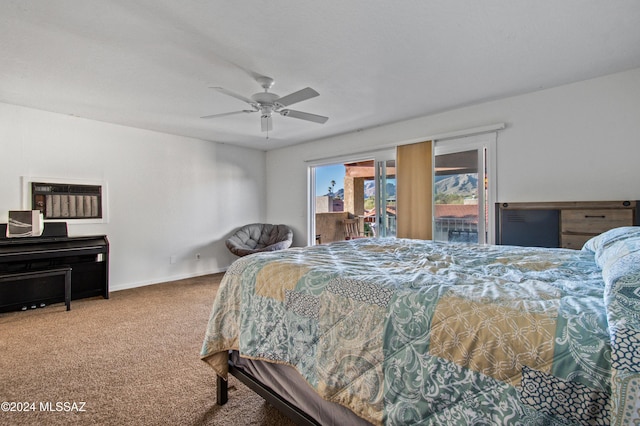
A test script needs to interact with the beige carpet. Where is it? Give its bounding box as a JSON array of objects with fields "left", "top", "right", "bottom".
[{"left": 0, "top": 273, "right": 295, "bottom": 426}]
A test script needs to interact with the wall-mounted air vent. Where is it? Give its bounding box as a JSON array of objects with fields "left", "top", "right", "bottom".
[{"left": 31, "top": 182, "right": 102, "bottom": 219}]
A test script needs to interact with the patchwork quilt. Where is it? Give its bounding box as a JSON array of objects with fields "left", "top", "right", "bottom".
[{"left": 201, "top": 232, "right": 640, "bottom": 425}]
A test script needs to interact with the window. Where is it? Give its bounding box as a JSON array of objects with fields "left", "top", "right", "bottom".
[
  {"left": 433, "top": 132, "right": 497, "bottom": 244},
  {"left": 308, "top": 150, "right": 396, "bottom": 245}
]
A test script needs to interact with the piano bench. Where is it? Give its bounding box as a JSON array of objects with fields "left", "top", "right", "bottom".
[{"left": 0, "top": 266, "right": 72, "bottom": 311}]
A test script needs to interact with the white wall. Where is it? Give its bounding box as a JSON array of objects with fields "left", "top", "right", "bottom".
[
  {"left": 0, "top": 102, "right": 266, "bottom": 291},
  {"left": 3, "top": 67, "right": 638, "bottom": 287},
  {"left": 266, "top": 68, "right": 640, "bottom": 246}
]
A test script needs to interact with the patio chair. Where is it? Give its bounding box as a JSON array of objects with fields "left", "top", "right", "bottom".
[
  {"left": 343, "top": 218, "right": 367, "bottom": 240},
  {"left": 226, "top": 223, "right": 293, "bottom": 257}
]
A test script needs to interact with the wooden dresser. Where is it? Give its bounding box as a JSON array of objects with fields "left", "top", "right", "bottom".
[{"left": 496, "top": 201, "right": 639, "bottom": 249}]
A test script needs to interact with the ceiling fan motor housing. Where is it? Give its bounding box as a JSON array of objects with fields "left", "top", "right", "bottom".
[{"left": 251, "top": 92, "right": 279, "bottom": 105}]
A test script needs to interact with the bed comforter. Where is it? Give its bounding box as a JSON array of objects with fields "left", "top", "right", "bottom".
[{"left": 201, "top": 229, "right": 640, "bottom": 425}]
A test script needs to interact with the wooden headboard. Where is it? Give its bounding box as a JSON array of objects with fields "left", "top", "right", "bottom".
[{"left": 496, "top": 200, "right": 639, "bottom": 249}]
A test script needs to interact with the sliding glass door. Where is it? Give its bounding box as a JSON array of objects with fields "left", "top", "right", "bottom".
[
  {"left": 433, "top": 133, "right": 496, "bottom": 244},
  {"left": 309, "top": 150, "right": 395, "bottom": 244},
  {"left": 433, "top": 148, "right": 482, "bottom": 243},
  {"left": 374, "top": 159, "right": 396, "bottom": 237}
]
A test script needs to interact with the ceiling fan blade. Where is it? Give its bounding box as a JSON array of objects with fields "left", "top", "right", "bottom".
[
  {"left": 279, "top": 109, "right": 329, "bottom": 124},
  {"left": 261, "top": 115, "right": 273, "bottom": 132},
  {"left": 210, "top": 87, "right": 254, "bottom": 104},
  {"left": 274, "top": 87, "right": 319, "bottom": 107},
  {"left": 200, "top": 110, "right": 255, "bottom": 119}
]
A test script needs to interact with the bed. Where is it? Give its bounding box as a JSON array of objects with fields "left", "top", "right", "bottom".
[{"left": 201, "top": 227, "right": 640, "bottom": 425}]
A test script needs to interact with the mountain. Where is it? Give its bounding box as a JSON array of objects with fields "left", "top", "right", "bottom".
[
  {"left": 324, "top": 175, "right": 472, "bottom": 199},
  {"left": 364, "top": 181, "right": 396, "bottom": 198},
  {"left": 434, "top": 173, "right": 478, "bottom": 196}
]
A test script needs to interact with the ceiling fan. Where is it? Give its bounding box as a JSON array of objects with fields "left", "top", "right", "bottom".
[{"left": 201, "top": 76, "right": 328, "bottom": 132}]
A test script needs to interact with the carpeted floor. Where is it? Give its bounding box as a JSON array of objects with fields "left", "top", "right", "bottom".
[{"left": 0, "top": 273, "right": 295, "bottom": 426}]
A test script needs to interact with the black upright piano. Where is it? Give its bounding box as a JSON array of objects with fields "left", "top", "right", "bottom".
[{"left": 0, "top": 223, "right": 109, "bottom": 313}]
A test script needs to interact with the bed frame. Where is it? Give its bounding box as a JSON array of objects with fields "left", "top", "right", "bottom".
[{"left": 216, "top": 353, "right": 319, "bottom": 426}]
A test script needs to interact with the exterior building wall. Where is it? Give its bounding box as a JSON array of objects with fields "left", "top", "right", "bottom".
[
  {"left": 315, "top": 212, "right": 349, "bottom": 244},
  {"left": 344, "top": 177, "right": 365, "bottom": 216}
]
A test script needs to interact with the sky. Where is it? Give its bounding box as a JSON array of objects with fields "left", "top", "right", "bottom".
[{"left": 315, "top": 164, "right": 345, "bottom": 196}]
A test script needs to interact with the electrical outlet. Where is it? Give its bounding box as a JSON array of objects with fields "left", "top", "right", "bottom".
[
  {"left": 195, "top": 253, "right": 201, "bottom": 261},
  {"left": 170, "top": 255, "right": 177, "bottom": 264}
]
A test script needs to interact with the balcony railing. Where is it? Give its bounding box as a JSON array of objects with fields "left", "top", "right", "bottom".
[{"left": 434, "top": 217, "right": 478, "bottom": 243}]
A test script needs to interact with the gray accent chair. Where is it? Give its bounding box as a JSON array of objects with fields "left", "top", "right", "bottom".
[{"left": 226, "top": 223, "right": 293, "bottom": 257}]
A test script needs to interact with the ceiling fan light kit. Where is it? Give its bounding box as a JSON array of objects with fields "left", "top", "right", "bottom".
[{"left": 202, "top": 76, "right": 328, "bottom": 133}]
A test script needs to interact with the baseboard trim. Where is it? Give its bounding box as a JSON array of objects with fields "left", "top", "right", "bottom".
[{"left": 109, "top": 268, "right": 227, "bottom": 293}]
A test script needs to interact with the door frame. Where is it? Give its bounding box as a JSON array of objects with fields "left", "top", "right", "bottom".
[
  {"left": 374, "top": 152, "right": 396, "bottom": 238},
  {"left": 433, "top": 132, "right": 497, "bottom": 244},
  {"left": 307, "top": 149, "right": 396, "bottom": 245}
]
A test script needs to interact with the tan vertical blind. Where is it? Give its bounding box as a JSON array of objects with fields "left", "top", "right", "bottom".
[{"left": 396, "top": 141, "right": 433, "bottom": 239}]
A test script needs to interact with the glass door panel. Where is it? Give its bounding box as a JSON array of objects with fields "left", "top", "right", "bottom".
[
  {"left": 433, "top": 149, "right": 482, "bottom": 243},
  {"left": 375, "top": 159, "right": 396, "bottom": 237},
  {"left": 312, "top": 163, "right": 346, "bottom": 245},
  {"left": 309, "top": 150, "right": 395, "bottom": 245}
]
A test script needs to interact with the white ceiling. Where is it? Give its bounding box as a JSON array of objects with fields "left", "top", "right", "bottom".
[{"left": 2, "top": 1, "right": 640, "bottom": 150}]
